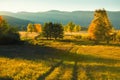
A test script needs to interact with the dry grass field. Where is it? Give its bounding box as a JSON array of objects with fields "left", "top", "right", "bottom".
[
  {"left": 19, "top": 31, "right": 39, "bottom": 40},
  {"left": 0, "top": 32, "right": 120, "bottom": 80}
]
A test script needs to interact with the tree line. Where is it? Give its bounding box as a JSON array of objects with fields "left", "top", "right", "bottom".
[
  {"left": 1, "top": 9, "right": 120, "bottom": 45},
  {"left": 27, "top": 22, "right": 82, "bottom": 40}
]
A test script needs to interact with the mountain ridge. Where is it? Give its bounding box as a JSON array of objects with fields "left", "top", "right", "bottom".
[
  {"left": 1, "top": 15, "right": 34, "bottom": 29},
  {"left": 0, "top": 10, "right": 120, "bottom": 29}
]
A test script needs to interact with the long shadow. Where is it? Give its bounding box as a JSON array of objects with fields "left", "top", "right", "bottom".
[
  {"left": 37, "top": 60, "right": 63, "bottom": 80},
  {"left": 71, "top": 61, "right": 78, "bottom": 80},
  {"left": 0, "top": 77, "right": 13, "bottom": 80},
  {"left": 79, "top": 64, "right": 120, "bottom": 79},
  {"left": 0, "top": 44, "right": 120, "bottom": 79},
  {"left": 60, "top": 39, "right": 120, "bottom": 47},
  {"left": 0, "top": 44, "right": 120, "bottom": 64}
]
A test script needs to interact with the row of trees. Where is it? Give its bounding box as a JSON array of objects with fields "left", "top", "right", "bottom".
[
  {"left": 64, "top": 22, "right": 81, "bottom": 32},
  {"left": 25, "top": 9, "right": 117, "bottom": 44},
  {"left": 27, "top": 23, "right": 42, "bottom": 33},
  {"left": 26, "top": 21, "right": 81, "bottom": 40}
]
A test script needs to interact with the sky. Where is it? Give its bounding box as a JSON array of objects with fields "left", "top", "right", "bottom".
[{"left": 0, "top": 0, "right": 120, "bottom": 12}]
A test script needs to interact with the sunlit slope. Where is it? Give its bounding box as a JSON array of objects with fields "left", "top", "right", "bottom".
[{"left": 0, "top": 41, "right": 120, "bottom": 80}]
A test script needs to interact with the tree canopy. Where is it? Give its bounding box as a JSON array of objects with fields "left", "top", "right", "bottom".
[
  {"left": 64, "top": 22, "right": 81, "bottom": 32},
  {"left": 27, "top": 23, "right": 42, "bottom": 33},
  {"left": 43, "top": 22, "right": 63, "bottom": 40},
  {"left": 88, "top": 9, "right": 114, "bottom": 44}
]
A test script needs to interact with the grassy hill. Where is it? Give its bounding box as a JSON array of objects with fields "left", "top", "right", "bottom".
[
  {"left": 2, "top": 15, "right": 34, "bottom": 29},
  {"left": 0, "top": 10, "right": 120, "bottom": 29},
  {"left": 0, "top": 32, "right": 120, "bottom": 80}
]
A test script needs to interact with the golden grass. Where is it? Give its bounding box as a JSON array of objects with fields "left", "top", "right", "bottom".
[
  {"left": 0, "top": 57, "right": 57, "bottom": 80},
  {"left": 0, "top": 32, "right": 120, "bottom": 80},
  {"left": 19, "top": 31, "right": 39, "bottom": 40}
]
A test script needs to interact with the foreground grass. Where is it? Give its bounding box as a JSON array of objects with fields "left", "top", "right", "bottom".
[
  {"left": 0, "top": 39, "right": 120, "bottom": 80},
  {"left": 0, "top": 58, "right": 52, "bottom": 80}
]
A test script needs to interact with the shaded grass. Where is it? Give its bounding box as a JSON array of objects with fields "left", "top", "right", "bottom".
[{"left": 0, "top": 40, "right": 120, "bottom": 80}]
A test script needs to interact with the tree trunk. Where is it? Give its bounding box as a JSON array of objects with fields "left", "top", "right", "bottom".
[
  {"left": 94, "top": 40, "right": 99, "bottom": 45},
  {"left": 106, "top": 40, "right": 109, "bottom": 44}
]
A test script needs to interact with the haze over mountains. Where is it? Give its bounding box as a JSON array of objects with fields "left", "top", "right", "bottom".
[
  {"left": 0, "top": 10, "right": 120, "bottom": 29},
  {"left": 2, "top": 15, "right": 33, "bottom": 28}
]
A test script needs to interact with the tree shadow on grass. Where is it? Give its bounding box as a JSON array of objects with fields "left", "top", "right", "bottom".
[
  {"left": 71, "top": 61, "right": 78, "bottom": 80},
  {"left": 77, "top": 64, "right": 120, "bottom": 80},
  {"left": 37, "top": 60, "right": 63, "bottom": 80},
  {"left": 59, "top": 39, "right": 120, "bottom": 47},
  {"left": 0, "top": 76, "right": 13, "bottom": 80},
  {"left": 0, "top": 44, "right": 119, "bottom": 64},
  {"left": 0, "top": 44, "right": 120, "bottom": 79}
]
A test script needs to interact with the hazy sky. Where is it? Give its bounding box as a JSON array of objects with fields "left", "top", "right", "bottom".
[{"left": 0, "top": 0, "right": 119, "bottom": 12}]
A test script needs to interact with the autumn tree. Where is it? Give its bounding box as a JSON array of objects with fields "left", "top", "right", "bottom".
[
  {"left": 27, "top": 23, "right": 34, "bottom": 32},
  {"left": 34, "top": 24, "right": 42, "bottom": 33},
  {"left": 64, "top": 22, "right": 81, "bottom": 32},
  {"left": 88, "top": 9, "right": 113, "bottom": 44},
  {"left": 73, "top": 25, "right": 81, "bottom": 32},
  {"left": 64, "top": 22, "right": 75, "bottom": 32},
  {"left": 0, "top": 16, "right": 20, "bottom": 44}
]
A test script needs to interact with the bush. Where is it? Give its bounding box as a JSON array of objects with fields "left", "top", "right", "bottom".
[{"left": 0, "top": 33, "right": 20, "bottom": 44}]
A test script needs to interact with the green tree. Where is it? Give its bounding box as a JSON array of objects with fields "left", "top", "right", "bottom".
[
  {"left": 43, "top": 22, "right": 52, "bottom": 39},
  {"left": 52, "top": 23, "right": 63, "bottom": 40},
  {"left": 43, "top": 22, "right": 63, "bottom": 40}
]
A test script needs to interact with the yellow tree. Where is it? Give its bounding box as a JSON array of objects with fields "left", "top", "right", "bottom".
[
  {"left": 34, "top": 24, "right": 42, "bottom": 33},
  {"left": 88, "top": 9, "right": 113, "bottom": 44},
  {"left": 73, "top": 25, "right": 81, "bottom": 32},
  {"left": 27, "top": 23, "right": 34, "bottom": 33}
]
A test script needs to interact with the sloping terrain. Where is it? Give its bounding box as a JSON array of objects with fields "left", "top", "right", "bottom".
[
  {"left": 0, "top": 40, "right": 120, "bottom": 80},
  {"left": 2, "top": 15, "right": 34, "bottom": 29}
]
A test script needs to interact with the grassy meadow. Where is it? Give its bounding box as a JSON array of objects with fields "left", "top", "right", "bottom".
[{"left": 0, "top": 32, "right": 120, "bottom": 80}]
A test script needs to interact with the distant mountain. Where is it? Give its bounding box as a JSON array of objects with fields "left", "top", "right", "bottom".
[
  {"left": 2, "top": 15, "right": 34, "bottom": 29},
  {"left": 0, "top": 10, "right": 120, "bottom": 29}
]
